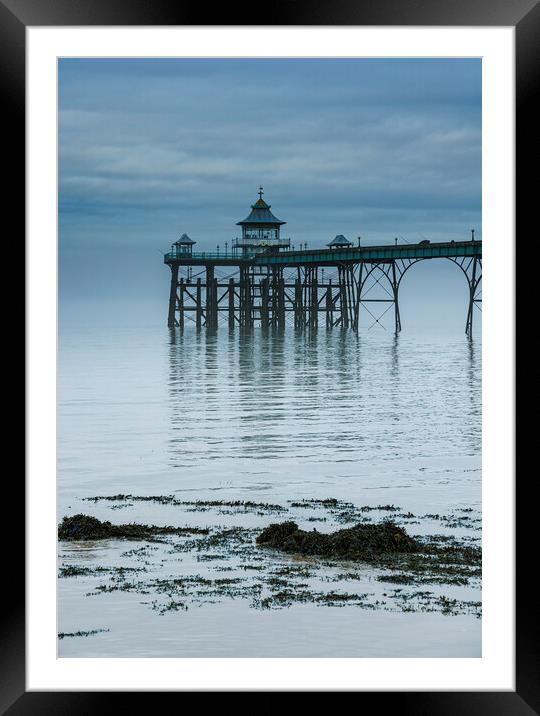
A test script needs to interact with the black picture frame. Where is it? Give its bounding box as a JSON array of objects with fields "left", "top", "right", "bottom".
[{"left": 9, "top": 0, "right": 532, "bottom": 711}]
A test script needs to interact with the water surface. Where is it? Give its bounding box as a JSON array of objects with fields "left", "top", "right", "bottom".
[{"left": 58, "top": 325, "right": 481, "bottom": 657}]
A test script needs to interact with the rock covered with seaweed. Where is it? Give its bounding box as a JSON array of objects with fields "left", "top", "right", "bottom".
[
  {"left": 58, "top": 514, "right": 208, "bottom": 541},
  {"left": 256, "top": 520, "right": 421, "bottom": 561}
]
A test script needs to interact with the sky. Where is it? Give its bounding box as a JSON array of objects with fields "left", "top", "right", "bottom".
[{"left": 58, "top": 58, "right": 481, "bottom": 328}]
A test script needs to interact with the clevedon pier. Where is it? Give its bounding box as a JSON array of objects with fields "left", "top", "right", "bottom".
[{"left": 164, "top": 189, "right": 482, "bottom": 335}]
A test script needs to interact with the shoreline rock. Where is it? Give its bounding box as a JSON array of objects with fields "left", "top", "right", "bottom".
[
  {"left": 58, "top": 514, "right": 209, "bottom": 541},
  {"left": 256, "top": 520, "right": 421, "bottom": 561}
]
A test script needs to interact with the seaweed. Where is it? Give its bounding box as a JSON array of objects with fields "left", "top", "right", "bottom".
[
  {"left": 58, "top": 629, "right": 109, "bottom": 639},
  {"left": 256, "top": 520, "right": 421, "bottom": 561},
  {"left": 58, "top": 498, "right": 482, "bottom": 621},
  {"left": 58, "top": 514, "right": 209, "bottom": 542},
  {"left": 84, "top": 495, "right": 286, "bottom": 512},
  {"left": 59, "top": 564, "right": 145, "bottom": 578}
]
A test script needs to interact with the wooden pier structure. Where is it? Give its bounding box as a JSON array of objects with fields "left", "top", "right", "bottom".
[{"left": 164, "top": 191, "right": 482, "bottom": 336}]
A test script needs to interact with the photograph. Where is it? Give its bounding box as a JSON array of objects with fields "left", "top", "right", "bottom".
[
  {"left": 1, "top": 0, "right": 531, "bottom": 700},
  {"left": 57, "top": 56, "right": 483, "bottom": 658}
]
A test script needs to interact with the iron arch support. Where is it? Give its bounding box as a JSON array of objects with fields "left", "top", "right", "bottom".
[
  {"left": 357, "top": 260, "right": 420, "bottom": 333},
  {"left": 446, "top": 256, "right": 482, "bottom": 337},
  {"left": 393, "top": 255, "right": 482, "bottom": 337}
]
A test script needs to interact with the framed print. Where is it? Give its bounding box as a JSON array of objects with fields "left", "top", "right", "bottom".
[{"left": 9, "top": 0, "right": 534, "bottom": 710}]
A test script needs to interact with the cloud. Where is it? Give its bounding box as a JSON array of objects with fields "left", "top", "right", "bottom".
[{"left": 58, "top": 58, "right": 481, "bottom": 302}]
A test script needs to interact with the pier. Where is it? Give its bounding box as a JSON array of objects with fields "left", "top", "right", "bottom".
[{"left": 164, "top": 191, "right": 482, "bottom": 335}]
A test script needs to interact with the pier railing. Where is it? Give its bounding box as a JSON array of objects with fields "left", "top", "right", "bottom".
[
  {"left": 164, "top": 251, "right": 256, "bottom": 262},
  {"left": 164, "top": 240, "right": 481, "bottom": 266}
]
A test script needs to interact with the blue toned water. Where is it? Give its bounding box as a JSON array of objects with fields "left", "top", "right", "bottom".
[{"left": 58, "top": 325, "right": 481, "bottom": 657}]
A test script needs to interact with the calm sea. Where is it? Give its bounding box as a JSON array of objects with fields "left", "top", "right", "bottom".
[{"left": 58, "top": 324, "right": 481, "bottom": 657}]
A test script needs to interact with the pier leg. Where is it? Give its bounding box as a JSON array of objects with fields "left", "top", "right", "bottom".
[
  {"left": 303, "top": 267, "right": 309, "bottom": 328},
  {"left": 465, "top": 256, "right": 479, "bottom": 338},
  {"left": 352, "top": 265, "right": 362, "bottom": 331},
  {"left": 205, "top": 266, "right": 215, "bottom": 329},
  {"left": 310, "top": 270, "right": 318, "bottom": 330},
  {"left": 270, "top": 268, "right": 278, "bottom": 328},
  {"left": 339, "top": 266, "right": 349, "bottom": 328},
  {"left": 228, "top": 278, "right": 235, "bottom": 329},
  {"left": 240, "top": 266, "right": 251, "bottom": 328},
  {"left": 278, "top": 275, "right": 285, "bottom": 329},
  {"left": 196, "top": 278, "right": 202, "bottom": 329},
  {"left": 178, "top": 277, "right": 184, "bottom": 330},
  {"left": 239, "top": 268, "right": 245, "bottom": 327},
  {"left": 345, "top": 267, "right": 355, "bottom": 328},
  {"left": 167, "top": 264, "right": 179, "bottom": 328},
  {"left": 294, "top": 278, "right": 302, "bottom": 328},
  {"left": 261, "top": 278, "right": 270, "bottom": 329},
  {"left": 212, "top": 277, "right": 219, "bottom": 329},
  {"left": 302, "top": 268, "right": 309, "bottom": 328},
  {"left": 391, "top": 261, "right": 402, "bottom": 333},
  {"left": 246, "top": 270, "right": 253, "bottom": 328},
  {"left": 326, "top": 281, "right": 332, "bottom": 328}
]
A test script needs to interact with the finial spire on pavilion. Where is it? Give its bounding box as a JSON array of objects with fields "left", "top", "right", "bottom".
[{"left": 258, "top": 186, "right": 264, "bottom": 200}]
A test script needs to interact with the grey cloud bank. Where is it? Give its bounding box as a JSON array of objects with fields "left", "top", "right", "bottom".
[{"left": 59, "top": 58, "right": 481, "bottom": 328}]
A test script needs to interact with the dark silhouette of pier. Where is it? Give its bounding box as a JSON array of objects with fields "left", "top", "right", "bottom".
[{"left": 164, "top": 191, "right": 482, "bottom": 335}]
